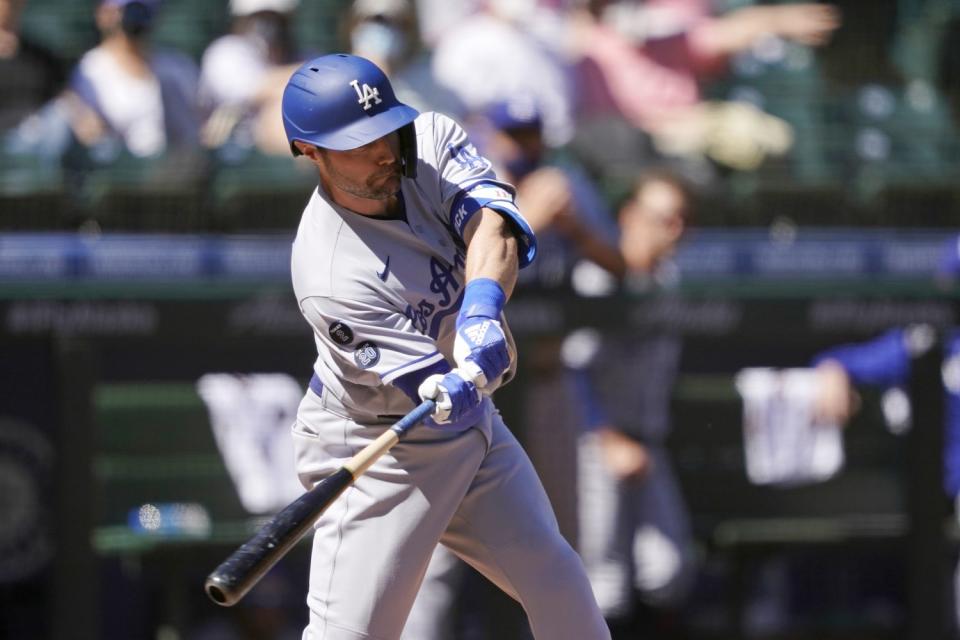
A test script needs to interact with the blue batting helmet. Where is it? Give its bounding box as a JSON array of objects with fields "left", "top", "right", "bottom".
[{"left": 281, "top": 53, "right": 419, "bottom": 154}]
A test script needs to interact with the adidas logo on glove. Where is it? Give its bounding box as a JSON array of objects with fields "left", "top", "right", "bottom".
[{"left": 463, "top": 320, "right": 490, "bottom": 346}]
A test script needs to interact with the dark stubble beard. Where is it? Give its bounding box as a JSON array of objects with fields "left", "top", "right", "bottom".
[{"left": 320, "top": 155, "right": 400, "bottom": 201}]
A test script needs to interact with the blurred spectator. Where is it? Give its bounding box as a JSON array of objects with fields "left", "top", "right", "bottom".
[
  {"left": 200, "top": 0, "right": 303, "bottom": 156},
  {"left": 410, "top": 0, "right": 476, "bottom": 48},
  {"left": 573, "top": 0, "right": 839, "bottom": 131},
  {"left": 344, "top": 0, "right": 466, "bottom": 118},
  {"left": 431, "top": 0, "right": 575, "bottom": 147},
  {"left": 564, "top": 170, "right": 696, "bottom": 637},
  {"left": 0, "top": 0, "right": 67, "bottom": 133},
  {"left": 402, "top": 96, "right": 623, "bottom": 640},
  {"left": 568, "top": 0, "right": 839, "bottom": 183},
  {"left": 482, "top": 97, "right": 625, "bottom": 283},
  {"left": 62, "top": 0, "right": 202, "bottom": 158},
  {"left": 798, "top": 235, "right": 960, "bottom": 629}
]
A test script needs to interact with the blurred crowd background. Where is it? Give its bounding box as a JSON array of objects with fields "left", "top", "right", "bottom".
[
  {"left": 1, "top": 0, "right": 957, "bottom": 231},
  {"left": 1, "top": 0, "right": 959, "bottom": 639}
]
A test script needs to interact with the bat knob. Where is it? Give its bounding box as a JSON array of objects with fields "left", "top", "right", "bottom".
[{"left": 205, "top": 573, "right": 240, "bottom": 607}]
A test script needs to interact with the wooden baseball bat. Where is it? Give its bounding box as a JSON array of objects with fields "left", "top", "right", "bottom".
[{"left": 204, "top": 399, "right": 435, "bottom": 607}]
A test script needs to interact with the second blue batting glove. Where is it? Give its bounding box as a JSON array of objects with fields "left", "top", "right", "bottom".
[
  {"left": 418, "top": 368, "right": 482, "bottom": 424},
  {"left": 454, "top": 278, "right": 509, "bottom": 390}
]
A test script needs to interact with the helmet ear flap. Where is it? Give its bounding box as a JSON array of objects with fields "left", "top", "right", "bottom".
[{"left": 398, "top": 122, "right": 417, "bottom": 179}]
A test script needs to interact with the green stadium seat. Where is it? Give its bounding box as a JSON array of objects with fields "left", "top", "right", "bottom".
[
  {"left": 19, "top": 0, "right": 97, "bottom": 65},
  {"left": 292, "top": 0, "right": 353, "bottom": 55},
  {"left": 210, "top": 149, "right": 317, "bottom": 231},
  {"left": 0, "top": 150, "right": 66, "bottom": 229},
  {"left": 150, "top": 0, "right": 230, "bottom": 62},
  {"left": 68, "top": 146, "right": 213, "bottom": 231},
  {"left": 93, "top": 383, "right": 247, "bottom": 528}
]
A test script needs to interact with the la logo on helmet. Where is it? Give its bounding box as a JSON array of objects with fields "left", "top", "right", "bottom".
[{"left": 350, "top": 79, "right": 382, "bottom": 110}]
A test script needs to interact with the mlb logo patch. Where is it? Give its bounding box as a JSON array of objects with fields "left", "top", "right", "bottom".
[{"left": 354, "top": 341, "right": 381, "bottom": 368}]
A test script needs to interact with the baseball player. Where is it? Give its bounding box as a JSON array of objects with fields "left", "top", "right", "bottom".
[{"left": 282, "top": 54, "right": 610, "bottom": 640}]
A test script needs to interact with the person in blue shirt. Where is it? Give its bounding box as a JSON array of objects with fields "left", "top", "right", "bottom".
[
  {"left": 810, "top": 235, "right": 960, "bottom": 628},
  {"left": 811, "top": 236, "right": 960, "bottom": 499}
]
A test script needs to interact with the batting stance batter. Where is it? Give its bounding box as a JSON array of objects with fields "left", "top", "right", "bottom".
[{"left": 282, "top": 54, "right": 610, "bottom": 640}]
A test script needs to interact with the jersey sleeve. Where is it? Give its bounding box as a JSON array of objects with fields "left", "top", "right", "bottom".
[
  {"left": 301, "top": 295, "right": 449, "bottom": 394},
  {"left": 431, "top": 113, "right": 537, "bottom": 268},
  {"left": 811, "top": 328, "right": 911, "bottom": 387}
]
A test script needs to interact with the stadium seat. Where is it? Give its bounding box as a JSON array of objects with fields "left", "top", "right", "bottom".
[
  {"left": 150, "top": 0, "right": 230, "bottom": 61},
  {"left": 93, "top": 382, "right": 247, "bottom": 536},
  {"left": 0, "top": 149, "right": 66, "bottom": 230},
  {"left": 292, "top": 0, "right": 352, "bottom": 56},
  {"left": 210, "top": 148, "right": 317, "bottom": 231},
  {"left": 19, "top": 0, "right": 97, "bottom": 65},
  {"left": 66, "top": 145, "right": 213, "bottom": 231}
]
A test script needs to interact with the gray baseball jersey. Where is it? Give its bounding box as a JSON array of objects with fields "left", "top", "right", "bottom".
[
  {"left": 291, "top": 111, "right": 534, "bottom": 424},
  {"left": 290, "top": 111, "right": 611, "bottom": 639}
]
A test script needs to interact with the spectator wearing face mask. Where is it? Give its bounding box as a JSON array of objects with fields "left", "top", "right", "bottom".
[
  {"left": 63, "top": 0, "right": 202, "bottom": 158},
  {"left": 430, "top": 0, "right": 576, "bottom": 147},
  {"left": 344, "top": 0, "right": 466, "bottom": 119},
  {"left": 481, "top": 97, "right": 624, "bottom": 285},
  {"left": 199, "top": 0, "right": 305, "bottom": 155}
]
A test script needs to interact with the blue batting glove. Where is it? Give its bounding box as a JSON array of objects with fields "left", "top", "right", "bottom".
[
  {"left": 417, "top": 368, "right": 482, "bottom": 424},
  {"left": 454, "top": 279, "right": 509, "bottom": 389}
]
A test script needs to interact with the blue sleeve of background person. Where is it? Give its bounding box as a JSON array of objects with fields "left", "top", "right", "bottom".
[
  {"left": 942, "top": 332, "right": 960, "bottom": 497},
  {"left": 939, "top": 235, "right": 960, "bottom": 277},
  {"left": 563, "top": 164, "right": 619, "bottom": 245},
  {"left": 811, "top": 328, "right": 910, "bottom": 386},
  {"left": 567, "top": 368, "right": 610, "bottom": 431}
]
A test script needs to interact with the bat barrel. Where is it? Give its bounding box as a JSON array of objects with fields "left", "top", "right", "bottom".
[
  {"left": 205, "top": 467, "right": 355, "bottom": 606},
  {"left": 203, "top": 400, "right": 435, "bottom": 607}
]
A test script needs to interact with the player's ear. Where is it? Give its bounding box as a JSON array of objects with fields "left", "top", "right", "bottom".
[{"left": 294, "top": 141, "right": 321, "bottom": 160}]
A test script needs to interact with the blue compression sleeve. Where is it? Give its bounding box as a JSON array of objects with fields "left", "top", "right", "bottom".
[{"left": 458, "top": 278, "right": 506, "bottom": 326}]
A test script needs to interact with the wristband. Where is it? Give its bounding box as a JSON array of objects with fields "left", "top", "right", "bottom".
[{"left": 458, "top": 278, "right": 506, "bottom": 327}]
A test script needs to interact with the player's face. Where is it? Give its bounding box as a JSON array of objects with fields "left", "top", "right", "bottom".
[{"left": 316, "top": 132, "right": 402, "bottom": 202}]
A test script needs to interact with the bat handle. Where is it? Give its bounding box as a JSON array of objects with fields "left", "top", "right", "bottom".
[{"left": 392, "top": 399, "right": 435, "bottom": 437}]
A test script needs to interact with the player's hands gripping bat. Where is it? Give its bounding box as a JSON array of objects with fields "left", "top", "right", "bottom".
[
  {"left": 204, "top": 399, "right": 435, "bottom": 607},
  {"left": 417, "top": 368, "right": 481, "bottom": 423}
]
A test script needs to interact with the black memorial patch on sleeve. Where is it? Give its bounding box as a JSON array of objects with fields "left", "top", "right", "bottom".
[{"left": 329, "top": 321, "right": 355, "bottom": 346}]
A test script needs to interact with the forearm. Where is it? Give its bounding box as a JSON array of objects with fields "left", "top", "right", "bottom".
[
  {"left": 691, "top": 7, "right": 778, "bottom": 57},
  {"left": 692, "top": 4, "right": 839, "bottom": 57},
  {"left": 560, "top": 217, "right": 627, "bottom": 278},
  {"left": 463, "top": 208, "right": 519, "bottom": 299},
  {"left": 812, "top": 328, "right": 911, "bottom": 387}
]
